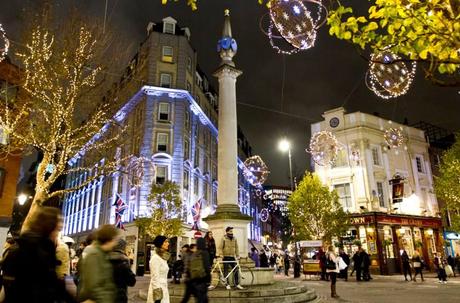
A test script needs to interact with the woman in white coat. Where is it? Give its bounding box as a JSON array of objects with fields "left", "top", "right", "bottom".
[
  {"left": 325, "top": 246, "right": 340, "bottom": 298},
  {"left": 147, "top": 236, "right": 171, "bottom": 303}
]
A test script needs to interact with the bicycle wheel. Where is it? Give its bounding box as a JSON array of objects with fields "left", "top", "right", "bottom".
[
  {"left": 239, "top": 266, "right": 254, "bottom": 287},
  {"left": 209, "top": 267, "right": 222, "bottom": 289}
]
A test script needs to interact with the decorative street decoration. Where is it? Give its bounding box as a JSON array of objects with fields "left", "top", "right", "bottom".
[
  {"left": 0, "top": 24, "right": 9, "bottom": 62},
  {"left": 191, "top": 197, "right": 203, "bottom": 231},
  {"left": 366, "top": 51, "right": 417, "bottom": 99},
  {"left": 238, "top": 186, "right": 250, "bottom": 207},
  {"left": 127, "top": 156, "right": 155, "bottom": 188},
  {"left": 384, "top": 127, "right": 405, "bottom": 148},
  {"left": 260, "top": 208, "right": 270, "bottom": 222},
  {"left": 243, "top": 155, "right": 270, "bottom": 186},
  {"left": 307, "top": 131, "right": 342, "bottom": 166},
  {"left": 261, "top": 0, "right": 327, "bottom": 55},
  {"left": 114, "top": 193, "right": 128, "bottom": 230}
]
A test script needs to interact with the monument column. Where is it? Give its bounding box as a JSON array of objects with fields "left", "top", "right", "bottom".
[{"left": 205, "top": 10, "right": 252, "bottom": 261}]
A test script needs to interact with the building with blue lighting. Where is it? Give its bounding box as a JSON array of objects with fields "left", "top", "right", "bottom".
[{"left": 61, "top": 17, "right": 262, "bottom": 263}]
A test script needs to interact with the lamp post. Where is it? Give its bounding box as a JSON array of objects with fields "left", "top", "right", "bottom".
[{"left": 278, "top": 139, "right": 300, "bottom": 277}]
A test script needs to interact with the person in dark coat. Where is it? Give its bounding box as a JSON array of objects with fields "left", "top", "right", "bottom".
[
  {"left": 284, "top": 252, "right": 290, "bottom": 276},
  {"left": 318, "top": 248, "right": 328, "bottom": 281},
  {"left": 4, "top": 206, "right": 75, "bottom": 303},
  {"left": 204, "top": 231, "right": 216, "bottom": 265},
  {"left": 259, "top": 250, "right": 269, "bottom": 268},
  {"left": 352, "top": 249, "right": 362, "bottom": 281},
  {"left": 338, "top": 249, "right": 350, "bottom": 281},
  {"left": 361, "top": 248, "right": 371, "bottom": 281},
  {"left": 182, "top": 238, "right": 211, "bottom": 303},
  {"left": 447, "top": 255, "right": 456, "bottom": 277},
  {"left": 109, "top": 239, "right": 137, "bottom": 303},
  {"left": 401, "top": 250, "right": 412, "bottom": 281}
]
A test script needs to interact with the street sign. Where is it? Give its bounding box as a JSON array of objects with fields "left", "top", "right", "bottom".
[{"left": 194, "top": 231, "right": 202, "bottom": 239}]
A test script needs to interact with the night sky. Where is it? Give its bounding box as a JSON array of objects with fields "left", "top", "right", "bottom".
[{"left": 1, "top": 0, "right": 459, "bottom": 186}]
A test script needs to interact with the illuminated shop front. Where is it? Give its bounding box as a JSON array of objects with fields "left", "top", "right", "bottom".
[
  {"left": 444, "top": 231, "right": 460, "bottom": 257},
  {"left": 345, "top": 213, "right": 443, "bottom": 275}
]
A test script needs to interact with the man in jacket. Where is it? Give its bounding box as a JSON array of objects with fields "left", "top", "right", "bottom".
[
  {"left": 338, "top": 248, "right": 350, "bottom": 281},
  {"left": 79, "top": 224, "right": 119, "bottom": 303},
  {"left": 109, "top": 239, "right": 136, "bottom": 303},
  {"left": 352, "top": 250, "right": 362, "bottom": 281},
  {"left": 219, "top": 227, "right": 243, "bottom": 290}
]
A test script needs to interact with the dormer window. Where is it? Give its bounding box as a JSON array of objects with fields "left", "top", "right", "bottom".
[{"left": 163, "top": 22, "right": 175, "bottom": 34}]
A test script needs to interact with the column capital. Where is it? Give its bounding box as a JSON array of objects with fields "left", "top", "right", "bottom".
[{"left": 213, "top": 64, "right": 242, "bottom": 79}]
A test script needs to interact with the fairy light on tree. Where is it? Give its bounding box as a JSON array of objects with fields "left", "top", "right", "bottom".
[
  {"left": 243, "top": 155, "right": 270, "bottom": 187},
  {"left": 307, "top": 131, "right": 342, "bottom": 166},
  {"left": 366, "top": 51, "right": 417, "bottom": 99},
  {"left": 0, "top": 24, "right": 9, "bottom": 62},
  {"left": 0, "top": 8, "right": 130, "bottom": 230}
]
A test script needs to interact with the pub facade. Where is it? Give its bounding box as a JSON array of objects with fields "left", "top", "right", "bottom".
[{"left": 311, "top": 108, "right": 443, "bottom": 275}]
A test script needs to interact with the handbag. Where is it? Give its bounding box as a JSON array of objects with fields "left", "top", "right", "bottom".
[
  {"left": 338, "top": 257, "right": 348, "bottom": 271},
  {"left": 326, "top": 254, "right": 336, "bottom": 270},
  {"left": 152, "top": 288, "right": 163, "bottom": 301},
  {"left": 413, "top": 261, "right": 421, "bottom": 268},
  {"left": 445, "top": 265, "right": 454, "bottom": 277}
]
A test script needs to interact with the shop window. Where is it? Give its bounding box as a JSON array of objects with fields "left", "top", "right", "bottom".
[
  {"left": 156, "top": 133, "right": 169, "bottom": 153},
  {"left": 160, "top": 73, "right": 172, "bottom": 88},
  {"left": 334, "top": 183, "right": 352, "bottom": 209},
  {"left": 158, "top": 102, "right": 170, "bottom": 121}
]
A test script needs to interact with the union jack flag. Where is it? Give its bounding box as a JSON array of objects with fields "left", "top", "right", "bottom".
[
  {"left": 191, "top": 198, "right": 203, "bottom": 231},
  {"left": 113, "top": 194, "right": 128, "bottom": 230}
]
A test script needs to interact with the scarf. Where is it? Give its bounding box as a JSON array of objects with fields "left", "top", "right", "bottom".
[{"left": 155, "top": 247, "right": 171, "bottom": 261}]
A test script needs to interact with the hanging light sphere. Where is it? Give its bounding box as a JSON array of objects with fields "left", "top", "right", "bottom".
[
  {"left": 307, "top": 131, "right": 342, "bottom": 166},
  {"left": 384, "top": 127, "right": 405, "bottom": 148},
  {"left": 261, "top": 0, "right": 327, "bottom": 55},
  {"left": 0, "top": 24, "right": 9, "bottom": 62},
  {"left": 260, "top": 208, "right": 270, "bottom": 222},
  {"left": 367, "top": 51, "right": 416, "bottom": 99},
  {"left": 243, "top": 155, "right": 270, "bottom": 186},
  {"left": 127, "top": 156, "right": 155, "bottom": 188}
]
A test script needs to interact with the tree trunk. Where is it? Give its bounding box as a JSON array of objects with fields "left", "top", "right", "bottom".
[{"left": 20, "top": 189, "right": 47, "bottom": 233}]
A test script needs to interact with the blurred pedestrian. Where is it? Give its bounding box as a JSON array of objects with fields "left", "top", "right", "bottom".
[
  {"left": 326, "top": 246, "right": 339, "bottom": 298},
  {"left": 56, "top": 239, "right": 70, "bottom": 280},
  {"left": 434, "top": 253, "right": 447, "bottom": 284},
  {"left": 447, "top": 255, "right": 456, "bottom": 277},
  {"left": 79, "top": 224, "right": 119, "bottom": 303},
  {"left": 338, "top": 248, "right": 350, "bottom": 281},
  {"left": 182, "top": 238, "right": 211, "bottom": 303},
  {"left": 401, "top": 250, "right": 412, "bottom": 281},
  {"left": 147, "top": 235, "right": 171, "bottom": 303},
  {"left": 360, "top": 248, "right": 371, "bottom": 281},
  {"left": 259, "top": 250, "right": 269, "bottom": 268},
  {"left": 319, "top": 248, "right": 328, "bottom": 281},
  {"left": 181, "top": 244, "right": 196, "bottom": 299},
  {"left": 412, "top": 251, "right": 424, "bottom": 282},
  {"left": 204, "top": 231, "right": 216, "bottom": 265},
  {"left": 250, "top": 247, "right": 260, "bottom": 267},
  {"left": 109, "top": 238, "right": 137, "bottom": 303},
  {"left": 284, "top": 252, "right": 290, "bottom": 276},
  {"left": 3, "top": 206, "right": 75, "bottom": 303},
  {"left": 173, "top": 245, "right": 189, "bottom": 284},
  {"left": 455, "top": 254, "right": 460, "bottom": 274}
]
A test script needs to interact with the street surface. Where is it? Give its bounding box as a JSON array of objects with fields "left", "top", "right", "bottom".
[{"left": 126, "top": 272, "right": 460, "bottom": 303}]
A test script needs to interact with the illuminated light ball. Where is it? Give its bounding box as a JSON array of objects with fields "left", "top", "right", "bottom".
[
  {"left": 307, "top": 131, "right": 342, "bottom": 166},
  {"left": 384, "top": 127, "right": 405, "bottom": 148},
  {"left": 243, "top": 155, "right": 270, "bottom": 186},
  {"left": 0, "top": 24, "right": 9, "bottom": 62},
  {"left": 367, "top": 51, "right": 416, "bottom": 99},
  {"left": 255, "top": 188, "right": 264, "bottom": 197},
  {"left": 260, "top": 208, "right": 270, "bottom": 222},
  {"left": 127, "top": 156, "right": 155, "bottom": 188}
]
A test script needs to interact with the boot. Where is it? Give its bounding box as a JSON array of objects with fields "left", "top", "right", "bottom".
[{"left": 331, "top": 284, "right": 340, "bottom": 298}]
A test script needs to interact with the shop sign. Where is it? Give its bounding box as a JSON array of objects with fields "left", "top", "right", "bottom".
[
  {"left": 349, "top": 216, "right": 374, "bottom": 225},
  {"left": 445, "top": 232, "right": 460, "bottom": 240},
  {"left": 299, "top": 240, "right": 323, "bottom": 247},
  {"left": 376, "top": 215, "right": 442, "bottom": 228}
]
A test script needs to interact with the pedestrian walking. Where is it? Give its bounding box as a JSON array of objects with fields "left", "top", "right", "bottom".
[
  {"left": 455, "top": 254, "right": 460, "bottom": 275},
  {"left": 319, "top": 248, "right": 328, "bottom": 281},
  {"left": 79, "top": 224, "right": 119, "bottom": 303},
  {"left": 338, "top": 249, "right": 350, "bottom": 281},
  {"left": 204, "top": 231, "right": 216, "bottom": 265},
  {"left": 250, "top": 247, "right": 260, "bottom": 267},
  {"left": 219, "top": 227, "right": 244, "bottom": 290},
  {"left": 109, "top": 238, "right": 137, "bottom": 303},
  {"left": 181, "top": 238, "right": 211, "bottom": 303},
  {"left": 434, "top": 253, "right": 447, "bottom": 284},
  {"left": 326, "top": 246, "right": 339, "bottom": 298},
  {"left": 56, "top": 239, "right": 70, "bottom": 280},
  {"left": 352, "top": 250, "right": 362, "bottom": 281},
  {"left": 401, "top": 250, "right": 412, "bottom": 281},
  {"left": 284, "top": 252, "right": 290, "bottom": 276},
  {"left": 2, "top": 206, "right": 74, "bottom": 303},
  {"left": 269, "top": 253, "right": 276, "bottom": 268},
  {"left": 173, "top": 245, "right": 190, "bottom": 284},
  {"left": 276, "top": 253, "right": 284, "bottom": 274},
  {"left": 147, "top": 235, "right": 171, "bottom": 303},
  {"left": 447, "top": 255, "right": 456, "bottom": 277},
  {"left": 259, "top": 250, "right": 269, "bottom": 268},
  {"left": 412, "top": 251, "right": 424, "bottom": 282},
  {"left": 360, "top": 248, "right": 371, "bottom": 281},
  {"left": 181, "top": 244, "right": 196, "bottom": 299}
]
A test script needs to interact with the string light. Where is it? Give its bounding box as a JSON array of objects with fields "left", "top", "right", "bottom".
[
  {"left": 384, "top": 127, "right": 405, "bottom": 148},
  {"left": 260, "top": 208, "right": 270, "bottom": 222},
  {"left": 265, "top": 0, "right": 327, "bottom": 55},
  {"left": 0, "top": 24, "right": 9, "bottom": 62},
  {"left": 307, "top": 131, "right": 342, "bottom": 166},
  {"left": 127, "top": 156, "right": 155, "bottom": 188},
  {"left": 243, "top": 155, "right": 270, "bottom": 186},
  {"left": 367, "top": 51, "right": 417, "bottom": 99}
]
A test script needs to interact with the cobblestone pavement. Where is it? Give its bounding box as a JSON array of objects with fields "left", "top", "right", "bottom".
[{"left": 128, "top": 273, "right": 460, "bottom": 303}]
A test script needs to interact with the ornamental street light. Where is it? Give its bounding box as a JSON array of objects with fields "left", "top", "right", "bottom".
[
  {"left": 278, "top": 139, "right": 293, "bottom": 191},
  {"left": 17, "top": 193, "right": 29, "bottom": 206}
]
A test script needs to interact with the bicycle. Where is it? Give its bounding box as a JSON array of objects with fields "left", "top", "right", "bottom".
[{"left": 209, "top": 258, "right": 254, "bottom": 289}]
